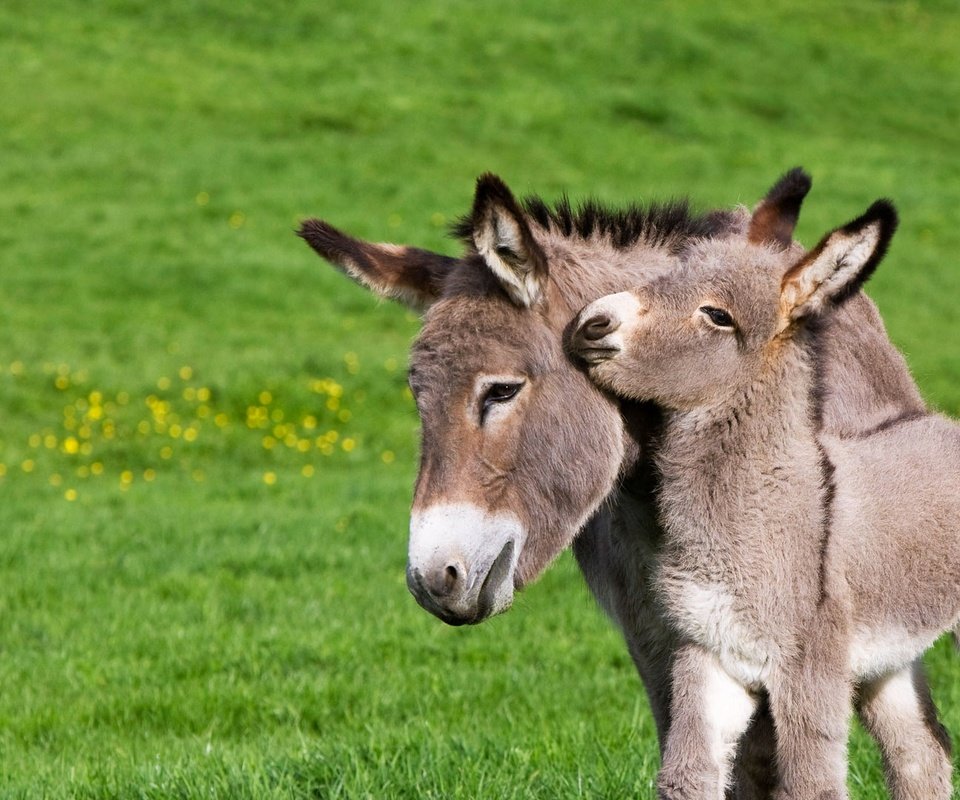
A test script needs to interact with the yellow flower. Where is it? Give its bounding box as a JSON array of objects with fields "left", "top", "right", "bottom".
[
  {"left": 381, "top": 450, "right": 395, "bottom": 464},
  {"left": 341, "top": 438, "right": 356, "bottom": 453},
  {"left": 301, "top": 464, "right": 315, "bottom": 477},
  {"left": 179, "top": 366, "right": 193, "bottom": 381},
  {"left": 263, "top": 471, "right": 277, "bottom": 485},
  {"left": 63, "top": 437, "right": 80, "bottom": 454},
  {"left": 64, "top": 489, "right": 78, "bottom": 502}
]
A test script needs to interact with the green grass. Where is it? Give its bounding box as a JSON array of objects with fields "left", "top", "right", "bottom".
[{"left": 1, "top": 0, "right": 958, "bottom": 796}]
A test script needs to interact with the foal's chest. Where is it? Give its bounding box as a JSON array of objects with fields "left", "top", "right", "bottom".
[{"left": 658, "top": 569, "right": 772, "bottom": 689}]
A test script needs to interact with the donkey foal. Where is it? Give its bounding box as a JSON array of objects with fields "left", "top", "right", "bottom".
[{"left": 571, "top": 196, "right": 959, "bottom": 799}]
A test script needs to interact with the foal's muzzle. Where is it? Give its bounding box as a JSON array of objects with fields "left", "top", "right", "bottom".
[{"left": 569, "top": 297, "right": 627, "bottom": 364}]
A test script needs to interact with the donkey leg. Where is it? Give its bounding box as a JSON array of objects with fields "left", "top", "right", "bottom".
[
  {"left": 768, "top": 661, "right": 852, "bottom": 800},
  {"left": 857, "top": 661, "right": 952, "bottom": 800},
  {"left": 658, "top": 644, "right": 758, "bottom": 800}
]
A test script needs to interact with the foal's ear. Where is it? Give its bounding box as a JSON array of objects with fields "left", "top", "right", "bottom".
[
  {"left": 779, "top": 200, "right": 898, "bottom": 323},
  {"left": 748, "top": 167, "right": 813, "bottom": 248},
  {"left": 298, "top": 219, "right": 455, "bottom": 311},
  {"left": 462, "top": 173, "right": 548, "bottom": 308}
]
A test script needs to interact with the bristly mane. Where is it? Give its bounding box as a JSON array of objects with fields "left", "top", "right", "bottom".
[{"left": 452, "top": 194, "right": 729, "bottom": 252}]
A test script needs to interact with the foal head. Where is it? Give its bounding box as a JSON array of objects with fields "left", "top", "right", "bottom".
[{"left": 571, "top": 171, "right": 898, "bottom": 412}]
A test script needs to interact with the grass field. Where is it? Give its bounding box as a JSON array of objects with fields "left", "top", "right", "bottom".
[{"left": 1, "top": 1, "right": 959, "bottom": 796}]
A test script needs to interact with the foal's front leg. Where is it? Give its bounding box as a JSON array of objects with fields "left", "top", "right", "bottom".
[
  {"left": 767, "top": 609, "right": 853, "bottom": 800},
  {"left": 659, "top": 643, "right": 758, "bottom": 800}
]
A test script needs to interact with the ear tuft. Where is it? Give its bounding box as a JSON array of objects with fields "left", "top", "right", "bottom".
[
  {"left": 298, "top": 218, "right": 367, "bottom": 271},
  {"left": 748, "top": 166, "right": 813, "bottom": 248},
  {"left": 467, "top": 173, "right": 549, "bottom": 307},
  {"left": 828, "top": 198, "right": 898, "bottom": 306}
]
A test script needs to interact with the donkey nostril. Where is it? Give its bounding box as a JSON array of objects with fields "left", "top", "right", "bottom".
[
  {"left": 444, "top": 564, "right": 459, "bottom": 591},
  {"left": 422, "top": 561, "right": 463, "bottom": 598},
  {"left": 581, "top": 314, "right": 616, "bottom": 341}
]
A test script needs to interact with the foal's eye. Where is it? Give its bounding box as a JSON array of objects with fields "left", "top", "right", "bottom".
[
  {"left": 481, "top": 382, "right": 523, "bottom": 421},
  {"left": 699, "top": 306, "right": 735, "bottom": 328}
]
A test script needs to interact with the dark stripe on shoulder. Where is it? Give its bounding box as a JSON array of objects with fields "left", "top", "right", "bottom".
[
  {"left": 842, "top": 409, "right": 929, "bottom": 440},
  {"left": 804, "top": 318, "right": 836, "bottom": 605},
  {"left": 815, "top": 446, "right": 837, "bottom": 605}
]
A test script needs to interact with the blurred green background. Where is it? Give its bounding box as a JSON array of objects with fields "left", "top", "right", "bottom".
[{"left": 1, "top": 1, "right": 958, "bottom": 796}]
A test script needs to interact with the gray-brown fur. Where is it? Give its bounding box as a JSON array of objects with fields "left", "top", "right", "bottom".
[
  {"left": 300, "top": 172, "right": 942, "bottom": 799},
  {"left": 571, "top": 192, "right": 957, "bottom": 799}
]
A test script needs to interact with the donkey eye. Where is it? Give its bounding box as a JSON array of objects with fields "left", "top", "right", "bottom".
[
  {"left": 481, "top": 382, "right": 523, "bottom": 421},
  {"left": 484, "top": 382, "right": 522, "bottom": 406},
  {"left": 699, "top": 306, "right": 735, "bottom": 328}
]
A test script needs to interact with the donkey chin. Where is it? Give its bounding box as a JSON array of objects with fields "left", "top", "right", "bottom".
[{"left": 406, "top": 503, "right": 527, "bottom": 626}]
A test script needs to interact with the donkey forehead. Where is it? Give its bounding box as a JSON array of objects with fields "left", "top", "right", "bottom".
[
  {"left": 654, "top": 239, "right": 786, "bottom": 304},
  {"left": 410, "top": 295, "right": 556, "bottom": 389}
]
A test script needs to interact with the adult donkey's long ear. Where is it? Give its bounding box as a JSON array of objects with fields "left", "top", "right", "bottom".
[
  {"left": 748, "top": 167, "right": 813, "bottom": 248},
  {"left": 779, "top": 199, "right": 898, "bottom": 324},
  {"left": 298, "top": 219, "right": 455, "bottom": 311},
  {"left": 461, "top": 173, "right": 548, "bottom": 308}
]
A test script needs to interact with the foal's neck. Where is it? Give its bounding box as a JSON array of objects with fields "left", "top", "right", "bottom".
[{"left": 655, "top": 335, "right": 825, "bottom": 544}]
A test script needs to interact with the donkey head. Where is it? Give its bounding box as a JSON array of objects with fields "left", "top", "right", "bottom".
[
  {"left": 300, "top": 175, "right": 641, "bottom": 625},
  {"left": 570, "top": 169, "right": 898, "bottom": 410}
]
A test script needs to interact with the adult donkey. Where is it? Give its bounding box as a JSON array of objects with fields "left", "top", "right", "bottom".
[{"left": 298, "top": 171, "right": 934, "bottom": 798}]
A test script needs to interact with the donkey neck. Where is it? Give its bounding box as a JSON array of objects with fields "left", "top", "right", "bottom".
[{"left": 655, "top": 334, "right": 825, "bottom": 551}]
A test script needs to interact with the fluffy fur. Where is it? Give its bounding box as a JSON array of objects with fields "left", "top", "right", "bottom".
[
  {"left": 572, "top": 195, "right": 956, "bottom": 799},
  {"left": 301, "top": 172, "right": 942, "bottom": 799}
]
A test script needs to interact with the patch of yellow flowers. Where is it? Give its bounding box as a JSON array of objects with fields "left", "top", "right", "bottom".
[{"left": 0, "top": 354, "right": 405, "bottom": 502}]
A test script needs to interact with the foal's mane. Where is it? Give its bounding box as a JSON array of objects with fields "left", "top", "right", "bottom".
[{"left": 452, "top": 194, "right": 731, "bottom": 252}]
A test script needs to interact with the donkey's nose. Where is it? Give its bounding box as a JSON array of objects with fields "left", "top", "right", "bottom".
[
  {"left": 568, "top": 305, "right": 624, "bottom": 364},
  {"left": 579, "top": 313, "right": 618, "bottom": 341},
  {"left": 423, "top": 561, "right": 464, "bottom": 598}
]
